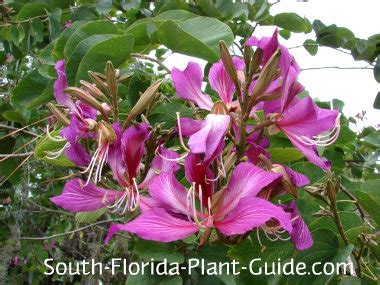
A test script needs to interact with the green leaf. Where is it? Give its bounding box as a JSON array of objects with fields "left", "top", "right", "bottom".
[
  {"left": 125, "top": 10, "right": 196, "bottom": 47},
  {"left": 66, "top": 34, "right": 116, "bottom": 85},
  {"left": 157, "top": 16, "right": 234, "bottom": 62},
  {"left": 75, "top": 34, "right": 134, "bottom": 84},
  {"left": 52, "top": 21, "right": 86, "bottom": 60},
  {"left": 16, "top": 3, "right": 47, "bottom": 20},
  {"left": 303, "top": 39, "right": 318, "bottom": 55},
  {"left": 374, "top": 92, "right": 380, "bottom": 110},
  {"left": 64, "top": 20, "right": 119, "bottom": 59},
  {"left": 11, "top": 70, "right": 54, "bottom": 109},
  {"left": 34, "top": 131, "right": 74, "bottom": 167},
  {"left": 96, "top": 0, "right": 113, "bottom": 14},
  {"left": 288, "top": 229, "right": 354, "bottom": 284},
  {"left": 2, "top": 110, "right": 25, "bottom": 124},
  {"left": 75, "top": 208, "right": 106, "bottom": 224},
  {"left": 353, "top": 180, "right": 380, "bottom": 224},
  {"left": 31, "top": 18, "right": 45, "bottom": 43},
  {"left": 274, "top": 13, "right": 311, "bottom": 33},
  {"left": 134, "top": 240, "right": 184, "bottom": 263},
  {"left": 149, "top": 102, "right": 193, "bottom": 129},
  {"left": 47, "top": 8, "right": 62, "bottom": 40},
  {"left": 229, "top": 232, "right": 294, "bottom": 267},
  {"left": 374, "top": 56, "right": 380, "bottom": 83},
  {"left": 269, "top": 147, "right": 304, "bottom": 163},
  {"left": 290, "top": 162, "right": 324, "bottom": 183}
]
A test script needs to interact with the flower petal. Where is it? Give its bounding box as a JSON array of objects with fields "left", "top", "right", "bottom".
[
  {"left": 283, "top": 165, "right": 310, "bottom": 187},
  {"left": 215, "top": 197, "right": 292, "bottom": 236},
  {"left": 286, "top": 133, "right": 331, "bottom": 170},
  {"left": 104, "top": 208, "right": 198, "bottom": 243},
  {"left": 179, "top": 117, "right": 204, "bottom": 137},
  {"left": 279, "top": 96, "right": 340, "bottom": 138},
  {"left": 209, "top": 57, "right": 245, "bottom": 104},
  {"left": 188, "top": 114, "right": 230, "bottom": 161},
  {"left": 148, "top": 172, "right": 189, "bottom": 215},
  {"left": 184, "top": 153, "right": 214, "bottom": 206},
  {"left": 107, "top": 123, "right": 128, "bottom": 186},
  {"left": 171, "top": 62, "right": 213, "bottom": 110},
  {"left": 140, "top": 146, "right": 180, "bottom": 188},
  {"left": 50, "top": 178, "right": 122, "bottom": 212},
  {"left": 54, "top": 60, "right": 76, "bottom": 110},
  {"left": 283, "top": 201, "right": 313, "bottom": 250},
  {"left": 122, "top": 123, "right": 151, "bottom": 183},
  {"left": 218, "top": 162, "right": 282, "bottom": 217}
]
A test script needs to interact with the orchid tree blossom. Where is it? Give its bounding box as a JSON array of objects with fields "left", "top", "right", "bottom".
[
  {"left": 50, "top": 123, "right": 151, "bottom": 214},
  {"left": 245, "top": 31, "right": 341, "bottom": 170},
  {"left": 46, "top": 60, "right": 98, "bottom": 166},
  {"left": 105, "top": 162, "right": 298, "bottom": 245}
]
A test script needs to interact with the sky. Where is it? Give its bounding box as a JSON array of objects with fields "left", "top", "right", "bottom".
[{"left": 163, "top": 0, "right": 380, "bottom": 128}]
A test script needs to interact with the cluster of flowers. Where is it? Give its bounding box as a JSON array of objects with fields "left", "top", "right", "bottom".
[{"left": 48, "top": 31, "right": 340, "bottom": 251}]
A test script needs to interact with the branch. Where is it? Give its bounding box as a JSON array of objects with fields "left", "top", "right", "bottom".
[
  {"left": 20, "top": 219, "right": 119, "bottom": 240},
  {"left": 0, "top": 124, "right": 38, "bottom": 138},
  {"left": 130, "top": 53, "right": 171, "bottom": 73},
  {"left": 0, "top": 152, "right": 33, "bottom": 158}
]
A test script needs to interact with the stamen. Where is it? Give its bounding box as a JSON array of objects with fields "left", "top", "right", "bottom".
[
  {"left": 46, "top": 142, "right": 70, "bottom": 159},
  {"left": 46, "top": 125, "right": 66, "bottom": 142},
  {"left": 155, "top": 147, "right": 188, "bottom": 162},
  {"left": 205, "top": 172, "right": 220, "bottom": 184},
  {"left": 176, "top": 112, "right": 190, "bottom": 152},
  {"left": 295, "top": 115, "right": 341, "bottom": 147}
]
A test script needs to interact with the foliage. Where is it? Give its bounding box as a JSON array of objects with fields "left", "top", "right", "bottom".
[{"left": 0, "top": 1, "right": 379, "bottom": 284}]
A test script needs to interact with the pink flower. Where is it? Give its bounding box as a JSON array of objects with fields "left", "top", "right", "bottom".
[{"left": 104, "top": 162, "right": 293, "bottom": 244}]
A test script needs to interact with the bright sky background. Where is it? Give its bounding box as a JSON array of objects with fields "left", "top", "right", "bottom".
[{"left": 163, "top": 0, "right": 380, "bottom": 129}]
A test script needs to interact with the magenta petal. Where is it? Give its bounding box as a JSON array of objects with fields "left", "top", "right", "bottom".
[
  {"left": 215, "top": 197, "right": 292, "bottom": 236},
  {"left": 171, "top": 62, "right": 213, "bottom": 110},
  {"left": 218, "top": 162, "right": 282, "bottom": 217},
  {"left": 105, "top": 208, "right": 198, "bottom": 243},
  {"left": 65, "top": 142, "right": 90, "bottom": 166},
  {"left": 284, "top": 201, "right": 313, "bottom": 250},
  {"left": 122, "top": 123, "right": 151, "bottom": 183},
  {"left": 148, "top": 173, "right": 189, "bottom": 215},
  {"left": 140, "top": 146, "right": 180, "bottom": 188},
  {"left": 108, "top": 123, "right": 128, "bottom": 187},
  {"left": 279, "top": 96, "right": 339, "bottom": 138},
  {"left": 283, "top": 165, "right": 310, "bottom": 187},
  {"left": 179, "top": 117, "right": 204, "bottom": 137},
  {"left": 139, "top": 196, "right": 163, "bottom": 213},
  {"left": 188, "top": 114, "right": 230, "bottom": 161},
  {"left": 185, "top": 153, "right": 214, "bottom": 205},
  {"left": 245, "top": 142, "right": 271, "bottom": 165},
  {"left": 50, "top": 179, "right": 122, "bottom": 212},
  {"left": 209, "top": 57, "right": 245, "bottom": 104},
  {"left": 286, "top": 133, "right": 331, "bottom": 170},
  {"left": 54, "top": 60, "right": 76, "bottom": 110}
]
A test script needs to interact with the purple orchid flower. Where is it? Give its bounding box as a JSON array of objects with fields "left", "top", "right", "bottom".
[
  {"left": 104, "top": 162, "right": 294, "bottom": 244},
  {"left": 246, "top": 31, "right": 340, "bottom": 170},
  {"left": 51, "top": 123, "right": 151, "bottom": 214},
  {"left": 47, "top": 60, "right": 98, "bottom": 166}
]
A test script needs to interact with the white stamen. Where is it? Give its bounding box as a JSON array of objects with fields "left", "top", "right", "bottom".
[
  {"left": 155, "top": 147, "right": 188, "bottom": 162},
  {"left": 46, "top": 142, "right": 70, "bottom": 159},
  {"left": 176, "top": 112, "right": 190, "bottom": 152},
  {"left": 46, "top": 125, "right": 66, "bottom": 142},
  {"left": 295, "top": 115, "right": 341, "bottom": 147}
]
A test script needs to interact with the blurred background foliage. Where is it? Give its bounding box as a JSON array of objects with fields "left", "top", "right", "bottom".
[{"left": 0, "top": 0, "right": 379, "bottom": 284}]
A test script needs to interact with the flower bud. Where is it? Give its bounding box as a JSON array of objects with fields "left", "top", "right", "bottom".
[
  {"left": 124, "top": 80, "right": 162, "bottom": 128},
  {"left": 211, "top": 101, "right": 228, "bottom": 115},
  {"left": 47, "top": 103, "right": 70, "bottom": 126},
  {"left": 219, "top": 41, "right": 241, "bottom": 96},
  {"left": 98, "top": 121, "right": 116, "bottom": 144}
]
